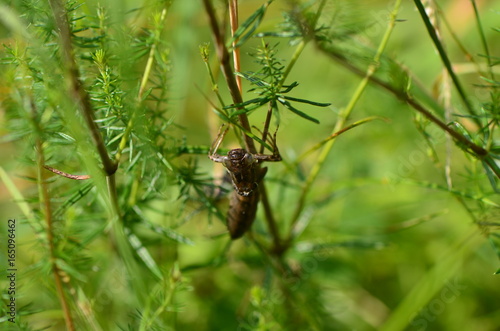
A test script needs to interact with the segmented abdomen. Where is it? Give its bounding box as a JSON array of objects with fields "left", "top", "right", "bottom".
[{"left": 227, "top": 190, "right": 259, "bottom": 239}]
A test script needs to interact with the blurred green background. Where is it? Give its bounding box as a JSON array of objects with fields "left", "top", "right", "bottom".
[{"left": 1, "top": 0, "right": 500, "bottom": 330}]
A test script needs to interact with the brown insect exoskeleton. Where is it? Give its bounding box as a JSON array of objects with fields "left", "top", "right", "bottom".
[{"left": 209, "top": 125, "right": 281, "bottom": 239}]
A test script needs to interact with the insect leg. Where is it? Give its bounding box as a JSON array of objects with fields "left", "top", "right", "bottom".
[
  {"left": 209, "top": 124, "right": 229, "bottom": 163},
  {"left": 269, "top": 125, "right": 281, "bottom": 160},
  {"left": 253, "top": 126, "right": 282, "bottom": 162}
]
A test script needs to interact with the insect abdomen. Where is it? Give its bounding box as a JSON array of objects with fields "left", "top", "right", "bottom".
[{"left": 227, "top": 190, "right": 259, "bottom": 239}]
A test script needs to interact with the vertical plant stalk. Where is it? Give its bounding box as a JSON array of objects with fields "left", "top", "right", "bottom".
[
  {"left": 139, "top": 264, "right": 182, "bottom": 331},
  {"left": 259, "top": 102, "right": 274, "bottom": 154},
  {"left": 202, "top": 0, "right": 256, "bottom": 153},
  {"left": 259, "top": 181, "right": 282, "bottom": 246},
  {"left": 470, "top": 0, "right": 498, "bottom": 149},
  {"left": 115, "top": 5, "right": 170, "bottom": 163},
  {"left": 200, "top": 44, "right": 227, "bottom": 110},
  {"left": 229, "top": 0, "right": 242, "bottom": 92},
  {"left": 48, "top": 0, "right": 121, "bottom": 232},
  {"left": 470, "top": 0, "right": 495, "bottom": 82},
  {"left": 226, "top": 0, "right": 282, "bottom": 246},
  {"left": 422, "top": 1, "right": 454, "bottom": 189},
  {"left": 202, "top": 0, "right": 283, "bottom": 247},
  {"left": 32, "top": 102, "right": 75, "bottom": 331},
  {"left": 287, "top": 0, "right": 403, "bottom": 241},
  {"left": 443, "top": 70, "right": 454, "bottom": 189}
]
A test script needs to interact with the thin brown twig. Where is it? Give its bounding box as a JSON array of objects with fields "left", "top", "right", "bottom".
[
  {"left": 44, "top": 165, "right": 91, "bottom": 180},
  {"left": 259, "top": 103, "right": 274, "bottom": 154},
  {"left": 32, "top": 102, "right": 75, "bottom": 331},
  {"left": 229, "top": 0, "right": 242, "bottom": 92},
  {"left": 48, "top": 0, "right": 126, "bottom": 220},
  {"left": 48, "top": 0, "right": 117, "bottom": 176},
  {"left": 259, "top": 181, "right": 283, "bottom": 252},
  {"left": 202, "top": 0, "right": 256, "bottom": 153}
]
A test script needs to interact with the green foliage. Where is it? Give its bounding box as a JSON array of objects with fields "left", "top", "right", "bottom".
[
  {"left": 231, "top": 41, "right": 331, "bottom": 124},
  {"left": 1, "top": 0, "right": 500, "bottom": 330}
]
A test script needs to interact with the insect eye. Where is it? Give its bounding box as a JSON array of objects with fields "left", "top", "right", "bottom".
[{"left": 243, "top": 153, "right": 254, "bottom": 165}]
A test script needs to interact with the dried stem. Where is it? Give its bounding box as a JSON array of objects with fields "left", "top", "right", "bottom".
[
  {"left": 48, "top": 0, "right": 117, "bottom": 176},
  {"left": 229, "top": 0, "right": 242, "bottom": 92},
  {"left": 44, "top": 165, "right": 91, "bottom": 180},
  {"left": 47, "top": 0, "right": 151, "bottom": 304},
  {"left": 202, "top": 0, "right": 256, "bottom": 153}
]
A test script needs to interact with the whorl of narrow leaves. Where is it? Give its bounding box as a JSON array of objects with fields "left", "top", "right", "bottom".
[{"left": 225, "top": 42, "right": 330, "bottom": 123}]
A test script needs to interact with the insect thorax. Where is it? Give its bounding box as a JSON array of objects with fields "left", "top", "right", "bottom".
[{"left": 224, "top": 148, "right": 259, "bottom": 196}]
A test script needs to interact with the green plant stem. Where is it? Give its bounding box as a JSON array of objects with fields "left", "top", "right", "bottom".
[
  {"left": 139, "top": 264, "right": 181, "bottom": 331},
  {"left": 434, "top": 2, "right": 477, "bottom": 71},
  {"left": 379, "top": 227, "right": 483, "bottom": 331},
  {"left": 258, "top": 102, "right": 283, "bottom": 246},
  {"left": 414, "top": 0, "right": 479, "bottom": 125},
  {"left": 296, "top": 116, "right": 385, "bottom": 164},
  {"left": 469, "top": 0, "right": 498, "bottom": 146},
  {"left": 139, "top": 9, "right": 169, "bottom": 99},
  {"left": 200, "top": 49, "right": 226, "bottom": 110},
  {"left": 116, "top": 5, "right": 170, "bottom": 163},
  {"left": 471, "top": 0, "right": 495, "bottom": 81},
  {"left": 279, "top": 40, "right": 304, "bottom": 90},
  {"left": 287, "top": 0, "right": 402, "bottom": 242}
]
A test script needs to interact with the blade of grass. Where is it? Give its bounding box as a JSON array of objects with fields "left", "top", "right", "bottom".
[
  {"left": 0, "top": 166, "right": 43, "bottom": 234},
  {"left": 379, "top": 227, "right": 483, "bottom": 331}
]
